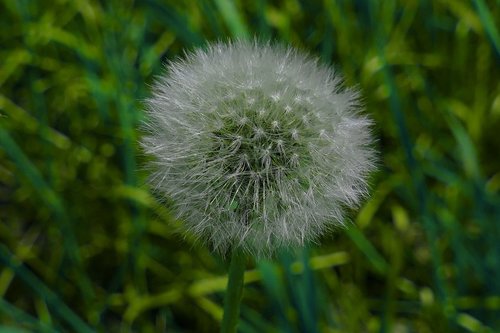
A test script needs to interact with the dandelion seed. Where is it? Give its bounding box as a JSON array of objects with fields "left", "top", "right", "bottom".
[
  {"left": 270, "top": 92, "right": 281, "bottom": 102},
  {"left": 141, "top": 40, "right": 377, "bottom": 257},
  {"left": 254, "top": 127, "right": 265, "bottom": 139}
]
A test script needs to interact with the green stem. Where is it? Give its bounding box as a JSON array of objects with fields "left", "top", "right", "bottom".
[{"left": 221, "top": 250, "right": 246, "bottom": 333}]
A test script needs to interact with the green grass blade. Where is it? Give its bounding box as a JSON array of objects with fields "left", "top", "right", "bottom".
[
  {"left": 0, "top": 298, "right": 59, "bottom": 333},
  {"left": 213, "top": 0, "right": 250, "bottom": 39},
  {"left": 0, "top": 127, "right": 94, "bottom": 302},
  {"left": 472, "top": 0, "right": 500, "bottom": 57},
  {"left": 0, "top": 245, "right": 95, "bottom": 333}
]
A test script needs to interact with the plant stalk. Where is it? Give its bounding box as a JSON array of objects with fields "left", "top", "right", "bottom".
[{"left": 221, "top": 250, "right": 246, "bottom": 333}]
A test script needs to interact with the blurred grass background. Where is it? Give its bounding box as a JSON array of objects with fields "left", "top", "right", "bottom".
[{"left": 1, "top": 0, "right": 499, "bottom": 332}]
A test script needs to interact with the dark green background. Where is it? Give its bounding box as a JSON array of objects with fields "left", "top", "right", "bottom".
[{"left": 1, "top": 0, "right": 499, "bottom": 332}]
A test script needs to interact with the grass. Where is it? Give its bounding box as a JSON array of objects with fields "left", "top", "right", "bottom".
[{"left": 1, "top": 0, "right": 499, "bottom": 332}]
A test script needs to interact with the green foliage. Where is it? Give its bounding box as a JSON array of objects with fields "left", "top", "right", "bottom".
[{"left": 1, "top": 0, "right": 499, "bottom": 332}]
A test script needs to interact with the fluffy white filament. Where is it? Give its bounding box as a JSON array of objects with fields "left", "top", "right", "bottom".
[{"left": 142, "top": 40, "right": 376, "bottom": 257}]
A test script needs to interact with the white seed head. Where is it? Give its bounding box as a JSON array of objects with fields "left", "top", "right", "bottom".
[{"left": 141, "top": 40, "right": 377, "bottom": 257}]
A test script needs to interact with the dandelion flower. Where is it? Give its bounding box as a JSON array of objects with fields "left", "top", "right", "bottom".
[{"left": 141, "top": 40, "right": 376, "bottom": 257}]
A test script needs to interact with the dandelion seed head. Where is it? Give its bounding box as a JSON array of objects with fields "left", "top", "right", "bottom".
[{"left": 142, "top": 40, "right": 377, "bottom": 257}]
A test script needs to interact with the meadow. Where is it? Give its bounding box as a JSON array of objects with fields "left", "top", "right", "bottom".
[{"left": 1, "top": 0, "right": 499, "bottom": 332}]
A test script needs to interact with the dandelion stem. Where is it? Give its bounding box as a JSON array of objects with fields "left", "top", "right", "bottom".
[{"left": 221, "top": 250, "right": 246, "bottom": 333}]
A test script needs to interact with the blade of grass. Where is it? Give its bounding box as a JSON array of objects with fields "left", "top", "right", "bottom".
[
  {"left": 0, "top": 298, "right": 59, "bottom": 333},
  {"left": 472, "top": 0, "right": 500, "bottom": 58},
  {"left": 122, "top": 252, "right": 350, "bottom": 322},
  {"left": 345, "top": 226, "right": 388, "bottom": 274},
  {"left": 280, "top": 251, "right": 316, "bottom": 333},
  {"left": 198, "top": 0, "right": 224, "bottom": 37},
  {"left": 446, "top": 112, "right": 500, "bottom": 293},
  {"left": 255, "top": 0, "right": 271, "bottom": 38},
  {"left": 374, "top": 32, "right": 450, "bottom": 310},
  {"left": 300, "top": 248, "right": 319, "bottom": 333},
  {"left": 257, "top": 260, "right": 294, "bottom": 333},
  {"left": 141, "top": 0, "right": 204, "bottom": 46},
  {"left": 213, "top": 0, "right": 250, "bottom": 39},
  {"left": 0, "top": 127, "right": 94, "bottom": 303},
  {"left": 0, "top": 245, "right": 94, "bottom": 333}
]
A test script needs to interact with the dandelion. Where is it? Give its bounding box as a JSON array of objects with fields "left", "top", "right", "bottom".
[
  {"left": 142, "top": 40, "right": 376, "bottom": 256},
  {"left": 141, "top": 40, "right": 376, "bottom": 333}
]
